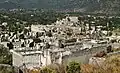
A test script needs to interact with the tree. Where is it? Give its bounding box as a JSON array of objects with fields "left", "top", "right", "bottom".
[
  {"left": 108, "top": 31, "right": 112, "bottom": 36},
  {"left": 33, "top": 38, "right": 41, "bottom": 43},
  {"left": 0, "top": 66, "right": 16, "bottom": 73},
  {"left": 67, "top": 17, "right": 71, "bottom": 22},
  {"left": 36, "top": 32, "right": 39, "bottom": 38},
  {"left": 66, "top": 61, "right": 81, "bottom": 73},
  {"left": 29, "top": 42, "right": 34, "bottom": 47},
  {"left": 46, "top": 31, "right": 52, "bottom": 37},
  {"left": 40, "top": 67, "right": 56, "bottom": 73},
  {"left": 21, "top": 43, "right": 25, "bottom": 47},
  {"left": 19, "top": 34, "right": 24, "bottom": 39},
  {"left": 107, "top": 45, "right": 113, "bottom": 53},
  {"left": 58, "top": 42, "right": 64, "bottom": 48},
  {"left": 78, "top": 16, "right": 82, "bottom": 23},
  {"left": 45, "top": 43, "right": 50, "bottom": 49},
  {"left": 24, "top": 29, "right": 29, "bottom": 34},
  {"left": 7, "top": 42, "right": 13, "bottom": 50},
  {"left": 0, "top": 44, "right": 12, "bottom": 65}
]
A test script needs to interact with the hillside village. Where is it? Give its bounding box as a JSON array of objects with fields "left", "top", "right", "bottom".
[{"left": 0, "top": 14, "right": 120, "bottom": 73}]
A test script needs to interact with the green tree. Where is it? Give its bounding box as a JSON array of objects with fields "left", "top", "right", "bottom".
[
  {"left": 0, "top": 44, "right": 12, "bottom": 65},
  {"left": 40, "top": 67, "right": 56, "bottom": 73},
  {"left": 67, "top": 17, "right": 71, "bottom": 22},
  {"left": 7, "top": 42, "right": 13, "bottom": 50},
  {"left": 66, "top": 61, "right": 81, "bottom": 73},
  {"left": 0, "top": 66, "right": 16, "bottom": 73}
]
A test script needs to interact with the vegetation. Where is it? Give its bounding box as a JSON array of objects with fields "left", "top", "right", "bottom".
[
  {"left": 103, "top": 55, "right": 120, "bottom": 73},
  {"left": 0, "top": 44, "right": 14, "bottom": 73},
  {"left": 26, "top": 54, "right": 120, "bottom": 73},
  {"left": 0, "top": 44, "right": 12, "bottom": 65},
  {"left": 0, "top": 0, "right": 120, "bottom": 14},
  {"left": 81, "top": 55, "right": 120, "bottom": 73},
  {"left": 0, "top": 10, "right": 120, "bottom": 73},
  {"left": 1, "top": 10, "right": 120, "bottom": 34},
  {"left": 0, "top": 66, "right": 16, "bottom": 73},
  {"left": 40, "top": 67, "right": 56, "bottom": 73},
  {"left": 0, "top": 10, "right": 65, "bottom": 32},
  {"left": 66, "top": 61, "right": 81, "bottom": 73},
  {"left": 0, "top": 44, "right": 119, "bottom": 73}
]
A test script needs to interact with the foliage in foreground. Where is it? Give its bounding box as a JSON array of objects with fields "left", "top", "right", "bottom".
[
  {"left": 40, "top": 67, "right": 56, "bottom": 73},
  {"left": 0, "top": 55, "right": 119, "bottom": 73},
  {"left": 0, "top": 42, "right": 120, "bottom": 73},
  {"left": 0, "top": 66, "right": 17, "bottom": 73},
  {"left": 81, "top": 55, "right": 120, "bottom": 73},
  {"left": 29, "top": 55, "right": 120, "bottom": 73},
  {"left": 0, "top": 44, "right": 12, "bottom": 65},
  {"left": 66, "top": 61, "right": 81, "bottom": 73}
]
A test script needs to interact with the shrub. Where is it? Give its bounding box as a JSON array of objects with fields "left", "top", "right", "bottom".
[
  {"left": 0, "top": 44, "right": 12, "bottom": 65},
  {"left": 48, "top": 63, "right": 65, "bottom": 73},
  {"left": 81, "top": 55, "right": 120, "bottom": 73},
  {"left": 0, "top": 66, "right": 16, "bottom": 73},
  {"left": 29, "top": 69, "right": 40, "bottom": 73},
  {"left": 103, "top": 55, "right": 120, "bottom": 73},
  {"left": 66, "top": 61, "right": 81, "bottom": 73},
  {"left": 40, "top": 67, "right": 56, "bottom": 73},
  {"left": 81, "top": 64, "right": 96, "bottom": 73}
]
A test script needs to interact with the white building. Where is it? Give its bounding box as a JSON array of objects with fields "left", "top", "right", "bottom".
[
  {"left": 31, "top": 25, "right": 53, "bottom": 33},
  {"left": 10, "top": 48, "right": 65, "bottom": 69},
  {"left": 67, "top": 16, "right": 79, "bottom": 23}
]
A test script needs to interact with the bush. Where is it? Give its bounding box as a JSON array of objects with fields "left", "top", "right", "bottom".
[
  {"left": 29, "top": 69, "right": 40, "bottom": 73},
  {"left": 40, "top": 67, "right": 56, "bottom": 73},
  {"left": 0, "top": 44, "right": 12, "bottom": 65},
  {"left": 66, "top": 61, "right": 81, "bottom": 73},
  {"left": 103, "top": 55, "right": 120, "bottom": 73},
  {"left": 81, "top": 55, "right": 120, "bottom": 73},
  {"left": 0, "top": 66, "right": 16, "bottom": 73},
  {"left": 48, "top": 63, "right": 65, "bottom": 73}
]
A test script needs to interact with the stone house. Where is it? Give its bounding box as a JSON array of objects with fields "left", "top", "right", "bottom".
[{"left": 10, "top": 48, "right": 65, "bottom": 69}]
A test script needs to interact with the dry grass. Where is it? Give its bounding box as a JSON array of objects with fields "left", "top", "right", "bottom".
[
  {"left": 81, "top": 54, "right": 120, "bottom": 73},
  {"left": 81, "top": 64, "right": 96, "bottom": 73},
  {"left": 103, "top": 55, "right": 120, "bottom": 73},
  {"left": 28, "top": 55, "right": 120, "bottom": 73},
  {"left": 112, "top": 48, "right": 120, "bottom": 52},
  {"left": 29, "top": 69, "right": 40, "bottom": 73},
  {"left": 47, "top": 63, "right": 65, "bottom": 73}
]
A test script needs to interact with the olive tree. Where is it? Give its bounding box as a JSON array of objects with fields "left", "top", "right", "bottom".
[{"left": 66, "top": 61, "right": 81, "bottom": 73}]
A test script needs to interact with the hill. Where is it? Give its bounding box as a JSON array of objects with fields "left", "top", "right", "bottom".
[
  {"left": 0, "top": 1, "right": 18, "bottom": 9},
  {"left": 0, "top": 0, "right": 120, "bottom": 14}
]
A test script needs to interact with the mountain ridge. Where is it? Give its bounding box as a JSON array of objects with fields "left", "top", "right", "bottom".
[{"left": 0, "top": 0, "right": 120, "bottom": 14}]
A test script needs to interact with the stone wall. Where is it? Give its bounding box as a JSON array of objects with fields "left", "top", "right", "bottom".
[{"left": 63, "top": 46, "right": 107, "bottom": 64}]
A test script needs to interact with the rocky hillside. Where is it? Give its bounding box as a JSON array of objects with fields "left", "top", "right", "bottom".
[{"left": 0, "top": 0, "right": 120, "bottom": 14}]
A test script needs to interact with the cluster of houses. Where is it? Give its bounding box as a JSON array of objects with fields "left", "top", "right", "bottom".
[{"left": 0, "top": 15, "right": 120, "bottom": 71}]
